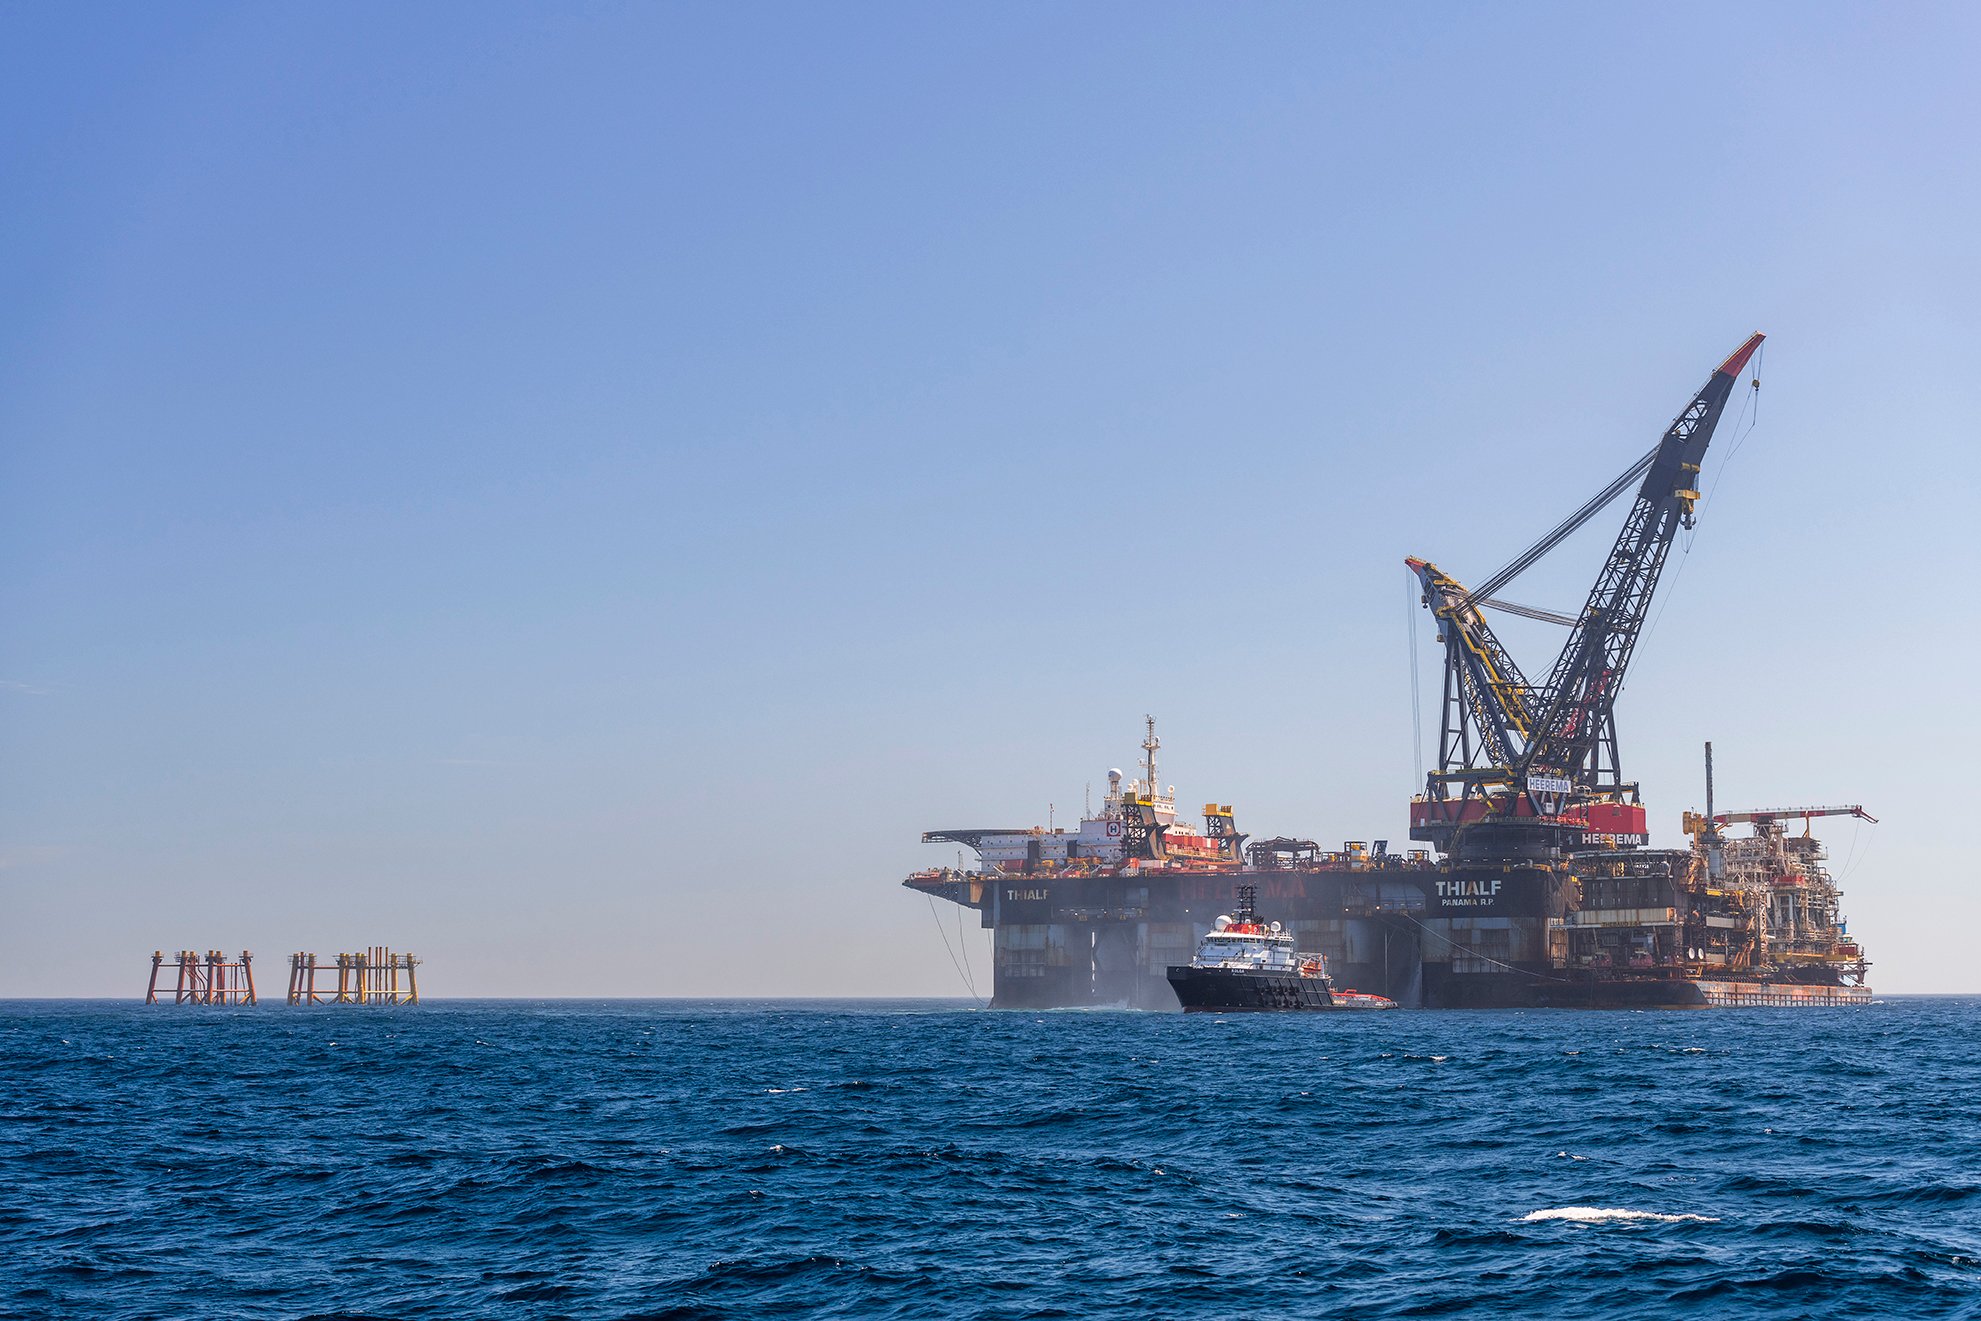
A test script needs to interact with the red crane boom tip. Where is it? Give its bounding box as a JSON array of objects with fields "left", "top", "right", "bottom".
[{"left": 1715, "top": 332, "right": 1766, "bottom": 379}]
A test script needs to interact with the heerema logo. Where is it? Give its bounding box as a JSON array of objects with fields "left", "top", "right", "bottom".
[{"left": 1527, "top": 774, "right": 1573, "bottom": 818}]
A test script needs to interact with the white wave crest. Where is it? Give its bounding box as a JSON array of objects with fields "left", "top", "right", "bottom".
[{"left": 1521, "top": 1206, "right": 1719, "bottom": 1225}]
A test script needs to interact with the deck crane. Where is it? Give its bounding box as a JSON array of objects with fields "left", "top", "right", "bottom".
[
  {"left": 1677, "top": 742, "right": 1876, "bottom": 871},
  {"left": 1409, "top": 333, "right": 1766, "bottom": 859},
  {"left": 1681, "top": 800, "right": 1875, "bottom": 892},
  {"left": 1710, "top": 805, "right": 1878, "bottom": 828}
]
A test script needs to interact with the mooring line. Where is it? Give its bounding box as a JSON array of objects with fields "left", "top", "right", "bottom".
[{"left": 928, "top": 894, "right": 986, "bottom": 1005}]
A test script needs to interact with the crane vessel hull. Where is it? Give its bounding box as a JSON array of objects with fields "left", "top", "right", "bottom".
[{"left": 904, "top": 848, "right": 1871, "bottom": 1011}]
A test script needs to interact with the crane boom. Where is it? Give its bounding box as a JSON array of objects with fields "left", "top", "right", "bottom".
[
  {"left": 1519, "top": 333, "right": 1764, "bottom": 795},
  {"left": 1408, "top": 333, "right": 1766, "bottom": 857},
  {"left": 1407, "top": 557, "right": 1534, "bottom": 776},
  {"left": 1713, "top": 805, "right": 1878, "bottom": 826}
]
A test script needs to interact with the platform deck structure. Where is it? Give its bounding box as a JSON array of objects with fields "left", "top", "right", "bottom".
[
  {"left": 286, "top": 948, "right": 420, "bottom": 1005},
  {"left": 146, "top": 950, "right": 257, "bottom": 1005}
]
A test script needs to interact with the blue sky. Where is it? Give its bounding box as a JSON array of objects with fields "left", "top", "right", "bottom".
[{"left": 3, "top": 3, "right": 1976, "bottom": 995}]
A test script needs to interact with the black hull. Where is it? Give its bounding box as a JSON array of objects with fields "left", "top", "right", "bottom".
[
  {"left": 1421, "top": 967, "right": 1714, "bottom": 1009},
  {"left": 1166, "top": 966, "right": 1335, "bottom": 1011},
  {"left": 1422, "top": 967, "right": 1874, "bottom": 1009},
  {"left": 925, "top": 862, "right": 1875, "bottom": 1011}
]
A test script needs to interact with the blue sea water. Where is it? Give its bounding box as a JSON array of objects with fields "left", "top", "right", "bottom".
[{"left": 4, "top": 999, "right": 1980, "bottom": 1319}]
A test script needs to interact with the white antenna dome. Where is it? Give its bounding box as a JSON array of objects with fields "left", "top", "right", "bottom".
[
  {"left": 1213, "top": 915, "right": 1231, "bottom": 931},
  {"left": 1107, "top": 769, "right": 1122, "bottom": 783}
]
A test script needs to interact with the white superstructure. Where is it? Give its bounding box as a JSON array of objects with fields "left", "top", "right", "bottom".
[
  {"left": 1188, "top": 914, "right": 1301, "bottom": 973},
  {"left": 921, "top": 717, "right": 1243, "bottom": 875}
]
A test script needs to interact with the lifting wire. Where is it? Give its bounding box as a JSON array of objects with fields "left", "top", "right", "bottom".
[
  {"left": 928, "top": 894, "right": 985, "bottom": 1005},
  {"left": 1698, "top": 342, "right": 1763, "bottom": 521},
  {"left": 1406, "top": 566, "right": 1424, "bottom": 788},
  {"left": 1828, "top": 814, "right": 1874, "bottom": 946},
  {"left": 1712, "top": 340, "right": 1764, "bottom": 479},
  {"left": 1643, "top": 355, "right": 1762, "bottom": 646},
  {"left": 1836, "top": 813, "right": 1876, "bottom": 885}
]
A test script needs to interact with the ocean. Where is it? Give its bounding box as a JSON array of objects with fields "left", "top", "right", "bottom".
[{"left": 4, "top": 997, "right": 1979, "bottom": 1319}]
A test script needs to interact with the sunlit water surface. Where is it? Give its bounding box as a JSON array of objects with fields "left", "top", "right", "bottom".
[{"left": 4, "top": 997, "right": 1979, "bottom": 1318}]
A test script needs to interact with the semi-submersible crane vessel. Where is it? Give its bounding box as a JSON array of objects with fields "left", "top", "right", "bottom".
[{"left": 901, "top": 334, "right": 1875, "bottom": 1009}]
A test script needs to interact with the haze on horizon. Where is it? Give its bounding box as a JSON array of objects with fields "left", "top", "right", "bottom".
[{"left": 2, "top": 3, "right": 1976, "bottom": 998}]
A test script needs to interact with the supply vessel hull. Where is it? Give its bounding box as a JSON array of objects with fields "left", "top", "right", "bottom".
[
  {"left": 1166, "top": 967, "right": 1337, "bottom": 1011},
  {"left": 1160, "top": 883, "right": 1398, "bottom": 1011}
]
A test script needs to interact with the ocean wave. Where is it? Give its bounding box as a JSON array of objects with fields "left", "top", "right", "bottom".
[
  {"left": 10, "top": 998, "right": 1981, "bottom": 1318},
  {"left": 1521, "top": 1207, "right": 1720, "bottom": 1224}
]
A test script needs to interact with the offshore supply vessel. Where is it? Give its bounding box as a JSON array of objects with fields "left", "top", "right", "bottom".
[
  {"left": 901, "top": 333, "right": 1878, "bottom": 1010},
  {"left": 1166, "top": 884, "right": 1398, "bottom": 1011}
]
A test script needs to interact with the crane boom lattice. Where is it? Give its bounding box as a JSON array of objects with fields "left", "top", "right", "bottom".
[{"left": 1408, "top": 333, "right": 1764, "bottom": 858}]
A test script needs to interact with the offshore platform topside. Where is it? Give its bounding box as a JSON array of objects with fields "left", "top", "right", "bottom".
[{"left": 903, "top": 333, "right": 1877, "bottom": 1010}]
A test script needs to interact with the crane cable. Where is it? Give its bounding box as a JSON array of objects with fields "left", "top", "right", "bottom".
[
  {"left": 1643, "top": 347, "right": 1764, "bottom": 646},
  {"left": 1835, "top": 812, "right": 1877, "bottom": 885},
  {"left": 1460, "top": 447, "right": 1657, "bottom": 609},
  {"left": 1406, "top": 565, "right": 1424, "bottom": 789},
  {"left": 1709, "top": 339, "right": 1765, "bottom": 487}
]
